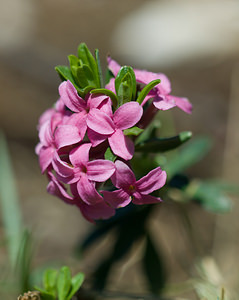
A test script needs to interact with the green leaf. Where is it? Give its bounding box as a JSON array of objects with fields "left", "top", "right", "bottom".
[
  {"left": 185, "top": 180, "right": 232, "bottom": 213},
  {"left": 91, "top": 88, "right": 118, "bottom": 110},
  {"left": 68, "top": 55, "right": 79, "bottom": 69},
  {"left": 164, "top": 136, "right": 212, "bottom": 180},
  {"left": 76, "top": 65, "right": 95, "bottom": 88},
  {"left": 115, "top": 66, "right": 136, "bottom": 101},
  {"left": 0, "top": 130, "right": 23, "bottom": 268},
  {"left": 77, "top": 43, "right": 100, "bottom": 87},
  {"left": 43, "top": 269, "right": 58, "bottom": 296},
  {"left": 117, "top": 76, "right": 133, "bottom": 106},
  {"left": 34, "top": 287, "right": 56, "bottom": 300},
  {"left": 95, "top": 49, "right": 103, "bottom": 88},
  {"left": 66, "top": 273, "right": 84, "bottom": 300},
  {"left": 104, "top": 147, "right": 116, "bottom": 162},
  {"left": 124, "top": 126, "right": 144, "bottom": 136},
  {"left": 143, "top": 233, "right": 166, "bottom": 294},
  {"left": 57, "top": 266, "right": 72, "bottom": 300},
  {"left": 55, "top": 66, "right": 75, "bottom": 84},
  {"left": 135, "top": 131, "right": 192, "bottom": 153},
  {"left": 136, "top": 79, "right": 161, "bottom": 105}
]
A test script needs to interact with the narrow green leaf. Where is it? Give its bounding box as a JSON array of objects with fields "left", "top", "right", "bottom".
[
  {"left": 68, "top": 55, "right": 78, "bottom": 69},
  {"left": 124, "top": 126, "right": 144, "bottom": 136},
  {"left": 104, "top": 147, "right": 117, "bottom": 162},
  {"left": 115, "top": 66, "right": 136, "bottom": 100},
  {"left": 185, "top": 180, "right": 232, "bottom": 213},
  {"left": 91, "top": 88, "right": 118, "bottom": 110},
  {"left": 76, "top": 66, "right": 91, "bottom": 88},
  {"left": 0, "top": 130, "right": 22, "bottom": 268},
  {"left": 135, "top": 131, "right": 192, "bottom": 153},
  {"left": 57, "top": 266, "right": 72, "bottom": 300},
  {"left": 15, "top": 230, "right": 33, "bottom": 293},
  {"left": 136, "top": 79, "right": 161, "bottom": 105},
  {"left": 117, "top": 76, "right": 133, "bottom": 105},
  {"left": 55, "top": 66, "right": 75, "bottom": 83},
  {"left": 43, "top": 269, "right": 58, "bottom": 296},
  {"left": 66, "top": 273, "right": 84, "bottom": 300},
  {"left": 77, "top": 43, "right": 100, "bottom": 87},
  {"left": 95, "top": 49, "right": 104, "bottom": 88},
  {"left": 143, "top": 233, "right": 166, "bottom": 294},
  {"left": 164, "top": 136, "right": 212, "bottom": 180}
]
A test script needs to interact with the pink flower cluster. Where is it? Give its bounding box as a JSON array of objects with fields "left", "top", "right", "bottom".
[{"left": 36, "top": 58, "right": 191, "bottom": 222}]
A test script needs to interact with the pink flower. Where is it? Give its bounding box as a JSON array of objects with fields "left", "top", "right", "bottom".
[
  {"left": 52, "top": 143, "right": 116, "bottom": 205},
  {"left": 102, "top": 160, "right": 167, "bottom": 208},
  {"left": 36, "top": 111, "right": 83, "bottom": 173},
  {"left": 87, "top": 102, "right": 143, "bottom": 160},
  {"left": 107, "top": 57, "right": 192, "bottom": 114},
  {"left": 59, "top": 80, "right": 112, "bottom": 140},
  {"left": 47, "top": 172, "right": 115, "bottom": 222}
]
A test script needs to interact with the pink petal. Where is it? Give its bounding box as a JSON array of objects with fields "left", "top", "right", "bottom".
[
  {"left": 102, "top": 189, "right": 131, "bottom": 209},
  {"left": 39, "top": 146, "right": 55, "bottom": 173},
  {"left": 52, "top": 152, "right": 74, "bottom": 178},
  {"left": 107, "top": 56, "right": 121, "bottom": 77},
  {"left": 69, "top": 143, "right": 91, "bottom": 167},
  {"left": 132, "top": 192, "right": 162, "bottom": 205},
  {"left": 153, "top": 96, "right": 176, "bottom": 111},
  {"left": 54, "top": 125, "right": 83, "bottom": 149},
  {"left": 111, "top": 160, "right": 136, "bottom": 189},
  {"left": 47, "top": 172, "right": 75, "bottom": 204},
  {"left": 38, "top": 108, "right": 55, "bottom": 128},
  {"left": 87, "top": 159, "right": 115, "bottom": 182},
  {"left": 113, "top": 102, "right": 143, "bottom": 130},
  {"left": 105, "top": 78, "right": 116, "bottom": 93},
  {"left": 134, "top": 70, "right": 171, "bottom": 95},
  {"left": 39, "top": 120, "right": 53, "bottom": 146},
  {"left": 77, "top": 174, "right": 103, "bottom": 205},
  {"left": 59, "top": 80, "right": 86, "bottom": 112},
  {"left": 109, "top": 129, "right": 134, "bottom": 160},
  {"left": 87, "top": 128, "right": 108, "bottom": 147},
  {"left": 78, "top": 200, "right": 115, "bottom": 222},
  {"left": 66, "top": 112, "right": 87, "bottom": 139},
  {"left": 87, "top": 108, "right": 115, "bottom": 135},
  {"left": 168, "top": 95, "right": 192, "bottom": 114},
  {"left": 87, "top": 94, "right": 110, "bottom": 110},
  {"left": 136, "top": 167, "right": 167, "bottom": 195}
]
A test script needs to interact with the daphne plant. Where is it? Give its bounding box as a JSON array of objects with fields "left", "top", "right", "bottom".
[
  {"left": 34, "top": 267, "right": 84, "bottom": 300},
  {"left": 36, "top": 43, "right": 192, "bottom": 222}
]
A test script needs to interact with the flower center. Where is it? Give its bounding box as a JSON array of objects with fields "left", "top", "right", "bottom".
[
  {"left": 80, "top": 165, "right": 87, "bottom": 173},
  {"left": 128, "top": 184, "right": 136, "bottom": 193}
]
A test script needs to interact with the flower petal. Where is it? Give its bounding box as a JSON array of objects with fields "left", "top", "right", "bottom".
[
  {"left": 87, "top": 94, "right": 110, "bottom": 110},
  {"left": 54, "top": 125, "right": 83, "bottom": 149},
  {"left": 109, "top": 129, "right": 134, "bottom": 160},
  {"left": 153, "top": 95, "right": 176, "bottom": 110},
  {"left": 105, "top": 78, "right": 116, "bottom": 93},
  {"left": 167, "top": 95, "right": 192, "bottom": 114},
  {"left": 52, "top": 152, "right": 74, "bottom": 178},
  {"left": 87, "top": 128, "right": 108, "bottom": 147},
  {"left": 39, "top": 146, "right": 55, "bottom": 173},
  {"left": 77, "top": 174, "right": 103, "bottom": 204},
  {"left": 134, "top": 70, "right": 171, "bottom": 95},
  {"left": 87, "top": 159, "right": 115, "bottom": 182},
  {"left": 111, "top": 160, "right": 136, "bottom": 189},
  {"left": 136, "top": 167, "right": 167, "bottom": 195},
  {"left": 132, "top": 192, "right": 162, "bottom": 205},
  {"left": 59, "top": 80, "right": 86, "bottom": 112},
  {"left": 102, "top": 189, "right": 131, "bottom": 209},
  {"left": 87, "top": 108, "right": 115, "bottom": 135},
  {"left": 78, "top": 200, "right": 115, "bottom": 222},
  {"left": 113, "top": 102, "right": 143, "bottom": 130},
  {"left": 69, "top": 143, "right": 91, "bottom": 167},
  {"left": 47, "top": 172, "right": 75, "bottom": 204},
  {"left": 107, "top": 56, "right": 121, "bottom": 77}
]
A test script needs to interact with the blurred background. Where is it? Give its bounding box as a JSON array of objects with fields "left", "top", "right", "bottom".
[{"left": 0, "top": 0, "right": 239, "bottom": 298}]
